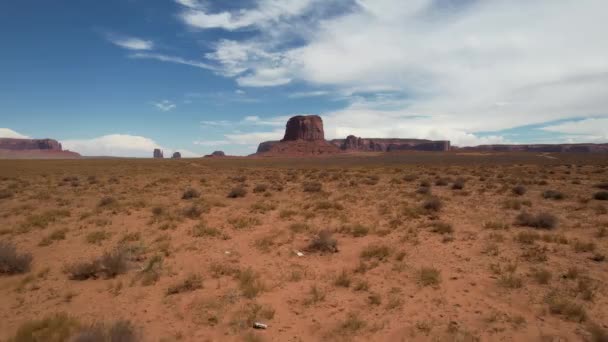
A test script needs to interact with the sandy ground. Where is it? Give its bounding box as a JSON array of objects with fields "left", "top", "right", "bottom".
[{"left": 0, "top": 153, "right": 607, "bottom": 341}]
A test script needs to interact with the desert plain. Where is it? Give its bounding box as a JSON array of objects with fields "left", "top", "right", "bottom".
[{"left": 1, "top": 152, "right": 608, "bottom": 341}]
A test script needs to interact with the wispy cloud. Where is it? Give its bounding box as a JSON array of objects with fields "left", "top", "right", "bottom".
[
  {"left": 152, "top": 100, "right": 176, "bottom": 112},
  {"left": 108, "top": 35, "right": 154, "bottom": 51},
  {"left": 176, "top": 0, "right": 318, "bottom": 30},
  {"left": 288, "top": 90, "right": 330, "bottom": 98},
  {"left": 130, "top": 53, "right": 215, "bottom": 71}
]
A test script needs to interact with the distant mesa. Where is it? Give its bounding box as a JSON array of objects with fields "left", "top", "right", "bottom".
[
  {"left": 455, "top": 144, "right": 608, "bottom": 153},
  {"left": 330, "top": 135, "right": 450, "bottom": 152},
  {"left": 0, "top": 138, "right": 80, "bottom": 159},
  {"left": 171, "top": 152, "right": 181, "bottom": 159},
  {"left": 153, "top": 148, "right": 164, "bottom": 159},
  {"left": 204, "top": 150, "right": 227, "bottom": 158},
  {"left": 255, "top": 115, "right": 341, "bottom": 156},
  {"left": 255, "top": 115, "right": 449, "bottom": 156}
]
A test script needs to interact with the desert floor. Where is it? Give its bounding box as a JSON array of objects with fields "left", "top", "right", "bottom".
[{"left": 1, "top": 153, "right": 607, "bottom": 341}]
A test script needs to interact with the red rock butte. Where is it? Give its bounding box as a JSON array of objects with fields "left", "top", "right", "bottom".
[{"left": 0, "top": 138, "right": 80, "bottom": 159}]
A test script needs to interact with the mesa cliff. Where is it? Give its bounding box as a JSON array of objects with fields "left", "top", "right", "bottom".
[
  {"left": 255, "top": 115, "right": 450, "bottom": 156},
  {"left": 0, "top": 138, "right": 80, "bottom": 159}
]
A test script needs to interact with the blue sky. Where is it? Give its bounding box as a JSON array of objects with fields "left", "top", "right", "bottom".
[{"left": 1, "top": 0, "right": 607, "bottom": 156}]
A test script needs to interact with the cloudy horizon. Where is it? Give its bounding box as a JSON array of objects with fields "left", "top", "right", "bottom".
[{"left": 1, "top": 0, "right": 607, "bottom": 157}]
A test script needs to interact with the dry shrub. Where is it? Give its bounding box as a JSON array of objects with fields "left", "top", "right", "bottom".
[
  {"left": 430, "top": 222, "right": 453, "bottom": 235},
  {"left": 73, "top": 320, "right": 138, "bottom": 342},
  {"left": 546, "top": 291, "right": 587, "bottom": 322},
  {"left": 237, "top": 268, "right": 265, "bottom": 298},
  {"left": 421, "top": 197, "right": 442, "bottom": 212},
  {"left": 98, "top": 196, "right": 117, "bottom": 208},
  {"left": 451, "top": 178, "right": 465, "bottom": 190},
  {"left": 542, "top": 190, "right": 564, "bottom": 200},
  {"left": 417, "top": 267, "right": 441, "bottom": 287},
  {"left": 65, "top": 249, "right": 128, "bottom": 280},
  {"left": 0, "top": 242, "right": 32, "bottom": 275},
  {"left": 167, "top": 274, "right": 202, "bottom": 295},
  {"left": 227, "top": 186, "right": 247, "bottom": 198},
  {"left": 512, "top": 185, "right": 527, "bottom": 196},
  {"left": 253, "top": 184, "right": 268, "bottom": 193},
  {"left": 303, "top": 181, "right": 322, "bottom": 192},
  {"left": 11, "top": 313, "right": 79, "bottom": 342},
  {"left": 307, "top": 230, "right": 338, "bottom": 253},
  {"left": 181, "top": 188, "right": 200, "bottom": 200},
  {"left": 360, "top": 244, "right": 391, "bottom": 261},
  {"left": 593, "top": 191, "right": 608, "bottom": 201},
  {"left": 515, "top": 212, "right": 557, "bottom": 229}
]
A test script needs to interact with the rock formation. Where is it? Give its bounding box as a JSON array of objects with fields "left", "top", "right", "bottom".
[
  {"left": 153, "top": 149, "right": 164, "bottom": 159},
  {"left": 330, "top": 135, "right": 450, "bottom": 152},
  {"left": 0, "top": 138, "right": 80, "bottom": 159},
  {"left": 171, "top": 152, "right": 181, "bottom": 159},
  {"left": 455, "top": 144, "right": 608, "bottom": 153},
  {"left": 204, "top": 151, "right": 227, "bottom": 158},
  {"left": 256, "top": 115, "right": 340, "bottom": 156},
  {"left": 282, "top": 115, "right": 325, "bottom": 141}
]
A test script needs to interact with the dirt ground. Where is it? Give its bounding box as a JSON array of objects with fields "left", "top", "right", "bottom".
[{"left": 1, "top": 153, "right": 607, "bottom": 341}]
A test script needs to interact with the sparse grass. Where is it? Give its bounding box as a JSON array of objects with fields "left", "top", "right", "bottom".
[
  {"left": 229, "top": 216, "right": 261, "bottom": 229},
  {"left": 0, "top": 241, "right": 32, "bottom": 275},
  {"left": 515, "top": 231, "right": 540, "bottom": 244},
  {"left": 502, "top": 199, "right": 531, "bottom": 210},
  {"left": 237, "top": 268, "right": 265, "bottom": 299},
  {"left": 360, "top": 244, "right": 391, "bottom": 261},
  {"left": 192, "top": 222, "right": 222, "bottom": 237},
  {"left": 531, "top": 268, "right": 552, "bottom": 284},
  {"left": 573, "top": 240, "right": 596, "bottom": 253},
  {"left": 334, "top": 270, "right": 352, "bottom": 288},
  {"left": 335, "top": 312, "right": 366, "bottom": 335},
  {"left": 167, "top": 273, "right": 203, "bottom": 295},
  {"left": 498, "top": 273, "right": 523, "bottom": 289},
  {"left": 314, "top": 200, "right": 344, "bottom": 211},
  {"left": 303, "top": 181, "right": 322, "bottom": 192},
  {"left": 417, "top": 267, "right": 441, "bottom": 287},
  {"left": 21, "top": 209, "right": 71, "bottom": 229},
  {"left": 227, "top": 186, "right": 247, "bottom": 198},
  {"left": 288, "top": 222, "right": 310, "bottom": 233},
  {"left": 39, "top": 228, "right": 67, "bottom": 246},
  {"left": 11, "top": 313, "right": 79, "bottom": 342},
  {"left": 73, "top": 320, "right": 138, "bottom": 342},
  {"left": 546, "top": 291, "right": 587, "bottom": 322},
  {"left": 86, "top": 230, "right": 110, "bottom": 245},
  {"left": 307, "top": 230, "right": 338, "bottom": 253},
  {"left": 253, "top": 184, "right": 268, "bottom": 193},
  {"left": 430, "top": 222, "right": 453, "bottom": 234},
  {"left": 304, "top": 285, "right": 326, "bottom": 305},
  {"left": 515, "top": 212, "right": 557, "bottom": 229},
  {"left": 483, "top": 221, "right": 509, "bottom": 230}
]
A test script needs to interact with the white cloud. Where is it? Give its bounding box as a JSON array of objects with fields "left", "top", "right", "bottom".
[
  {"left": 193, "top": 140, "right": 231, "bottom": 146},
  {"left": 108, "top": 35, "right": 154, "bottom": 51},
  {"left": 183, "top": 0, "right": 608, "bottom": 138},
  {"left": 288, "top": 90, "right": 330, "bottom": 98},
  {"left": 61, "top": 134, "right": 199, "bottom": 158},
  {"left": 174, "top": 0, "right": 204, "bottom": 9},
  {"left": 541, "top": 117, "right": 608, "bottom": 143},
  {"left": 0, "top": 128, "right": 29, "bottom": 139},
  {"left": 177, "top": 0, "right": 317, "bottom": 30},
  {"left": 153, "top": 100, "right": 176, "bottom": 112},
  {"left": 130, "top": 53, "right": 215, "bottom": 71}
]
